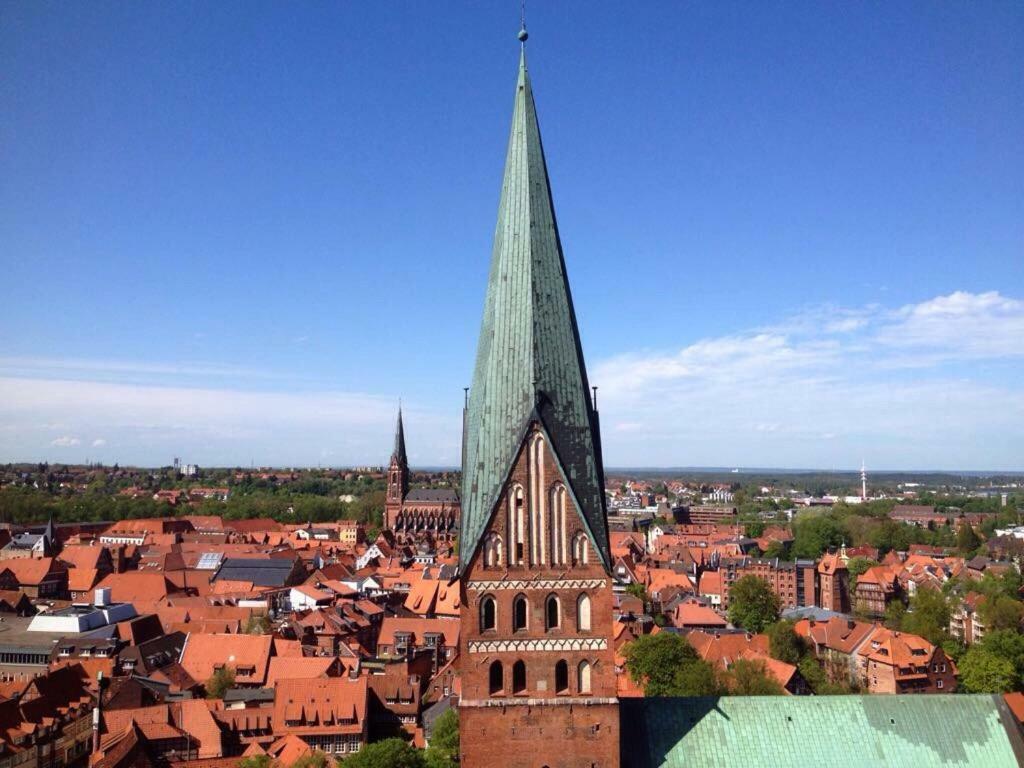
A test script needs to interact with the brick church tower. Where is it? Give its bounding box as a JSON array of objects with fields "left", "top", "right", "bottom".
[
  {"left": 384, "top": 406, "right": 409, "bottom": 531},
  {"left": 458, "top": 25, "right": 620, "bottom": 768}
]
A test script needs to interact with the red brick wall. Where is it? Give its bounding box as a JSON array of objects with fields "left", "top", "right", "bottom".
[
  {"left": 459, "top": 424, "right": 620, "bottom": 768},
  {"left": 461, "top": 702, "right": 620, "bottom": 768}
]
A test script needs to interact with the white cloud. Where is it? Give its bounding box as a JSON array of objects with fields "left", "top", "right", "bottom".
[
  {"left": 2, "top": 290, "right": 1021, "bottom": 470},
  {"left": 593, "top": 291, "right": 1024, "bottom": 470},
  {"left": 876, "top": 291, "right": 1024, "bottom": 358},
  {"left": 0, "top": 377, "right": 459, "bottom": 467}
]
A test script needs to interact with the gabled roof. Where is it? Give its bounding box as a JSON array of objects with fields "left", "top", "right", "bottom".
[
  {"left": 272, "top": 676, "right": 367, "bottom": 733},
  {"left": 179, "top": 633, "right": 272, "bottom": 687},
  {"left": 460, "top": 46, "right": 609, "bottom": 572}
]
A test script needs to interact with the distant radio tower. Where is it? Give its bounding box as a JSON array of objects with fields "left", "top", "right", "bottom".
[{"left": 861, "top": 459, "right": 867, "bottom": 500}]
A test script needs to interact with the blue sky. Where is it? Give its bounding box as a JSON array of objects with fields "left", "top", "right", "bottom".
[{"left": 1, "top": 2, "right": 1022, "bottom": 470}]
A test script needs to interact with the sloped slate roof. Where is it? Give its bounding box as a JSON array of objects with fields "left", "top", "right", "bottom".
[
  {"left": 214, "top": 558, "right": 295, "bottom": 587},
  {"left": 460, "top": 47, "right": 609, "bottom": 572},
  {"left": 620, "top": 695, "right": 1024, "bottom": 768},
  {"left": 393, "top": 407, "right": 407, "bottom": 464}
]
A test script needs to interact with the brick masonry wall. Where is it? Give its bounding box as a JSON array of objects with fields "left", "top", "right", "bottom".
[{"left": 461, "top": 701, "right": 620, "bottom": 768}]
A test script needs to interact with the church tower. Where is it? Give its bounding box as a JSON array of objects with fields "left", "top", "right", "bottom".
[
  {"left": 458, "top": 26, "right": 620, "bottom": 768},
  {"left": 384, "top": 406, "right": 409, "bottom": 532}
]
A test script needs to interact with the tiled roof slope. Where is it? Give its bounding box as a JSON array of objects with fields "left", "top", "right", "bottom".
[
  {"left": 620, "top": 695, "right": 1024, "bottom": 768},
  {"left": 460, "top": 47, "right": 609, "bottom": 571}
]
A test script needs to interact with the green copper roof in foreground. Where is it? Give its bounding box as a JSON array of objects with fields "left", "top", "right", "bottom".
[
  {"left": 620, "top": 695, "right": 1024, "bottom": 768},
  {"left": 460, "top": 46, "right": 610, "bottom": 572}
]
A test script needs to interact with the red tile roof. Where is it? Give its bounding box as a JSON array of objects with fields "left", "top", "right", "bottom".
[{"left": 180, "top": 633, "right": 272, "bottom": 687}]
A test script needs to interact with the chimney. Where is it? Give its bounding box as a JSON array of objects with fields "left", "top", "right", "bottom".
[{"left": 848, "top": 620, "right": 855, "bottom": 629}]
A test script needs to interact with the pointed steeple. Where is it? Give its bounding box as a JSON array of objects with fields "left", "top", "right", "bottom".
[
  {"left": 460, "top": 38, "right": 609, "bottom": 571},
  {"left": 392, "top": 405, "right": 407, "bottom": 465}
]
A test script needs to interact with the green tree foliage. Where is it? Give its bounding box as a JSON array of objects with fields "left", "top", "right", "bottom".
[
  {"left": 763, "top": 540, "right": 786, "bottom": 559},
  {"left": 846, "top": 557, "right": 878, "bottom": 582},
  {"left": 236, "top": 756, "right": 272, "bottom": 768},
  {"left": 958, "top": 648, "right": 1018, "bottom": 693},
  {"left": 727, "top": 575, "right": 781, "bottom": 633},
  {"left": 901, "top": 588, "right": 951, "bottom": 646},
  {"left": 884, "top": 600, "right": 907, "bottom": 630},
  {"left": 979, "top": 629, "right": 1024, "bottom": 690},
  {"left": 624, "top": 583, "right": 648, "bottom": 603},
  {"left": 245, "top": 612, "right": 272, "bottom": 635},
  {"left": 205, "top": 666, "right": 235, "bottom": 699},
  {"left": 956, "top": 524, "right": 982, "bottom": 554},
  {"left": 723, "top": 658, "right": 785, "bottom": 695},
  {"left": 623, "top": 633, "right": 720, "bottom": 696},
  {"left": 341, "top": 738, "right": 425, "bottom": 768},
  {"left": 766, "top": 620, "right": 803, "bottom": 665},
  {"left": 791, "top": 514, "right": 847, "bottom": 559},
  {"left": 424, "top": 709, "right": 459, "bottom": 768},
  {"left": 291, "top": 752, "right": 330, "bottom": 768},
  {"left": 744, "top": 521, "right": 765, "bottom": 538},
  {"left": 979, "top": 596, "right": 1024, "bottom": 632},
  {"left": 869, "top": 520, "right": 912, "bottom": 555}
]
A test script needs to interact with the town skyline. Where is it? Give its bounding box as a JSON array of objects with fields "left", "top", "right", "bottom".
[{"left": 3, "top": 4, "right": 1022, "bottom": 470}]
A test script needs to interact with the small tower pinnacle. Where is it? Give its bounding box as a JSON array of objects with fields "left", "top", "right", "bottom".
[{"left": 518, "top": 0, "right": 528, "bottom": 42}]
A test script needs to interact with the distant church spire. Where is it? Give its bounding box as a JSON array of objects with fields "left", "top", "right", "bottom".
[
  {"left": 386, "top": 404, "right": 409, "bottom": 509},
  {"left": 459, "top": 27, "right": 609, "bottom": 571},
  {"left": 392, "top": 404, "right": 407, "bottom": 465}
]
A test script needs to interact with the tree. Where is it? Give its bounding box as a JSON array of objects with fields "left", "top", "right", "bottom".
[
  {"left": 956, "top": 524, "right": 982, "bottom": 554},
  {"left": 623, "top": 633, "right": 720, "bottom": 696},
  {"left": 424, "top": 708, "right": 459, "bottom": 768},
  {"left": 675, "top": 657, "right": 722, "bottom": 696},
  {"left": 870, "top": 520, "right": 912, "bottom": 555},
  {"left": 791, "top": 514, "right": 847, "bottom": 559},
  {"left": 846, "top": 557, "right": 878, "bottom": 582},
  {"left": 767, "top": 620, "right": 803, "bottom": 665},
  {"left": 763, "top": 540, "right": 786, "bottom": 559},
  {"left": 958, "top": 648, "right": 1017, "bottom": 693},
  {"left": 245, "top": 612, "right": 272, "bottom": 635},
  {"left": 236, "top": 757, "right": 272, "bottom": 768},
  {"left": 625, "top": 583, "right": 648, "bottom": 603},
  {"left": 292, "top": 752, "right": 330, "bottom": 768},
  {"left": 884, "top": 599, "right": 907, "bottom": 630},
  {"left": 979, "top": 596, "right": 1024, "bottom": 633},
  {"left": 341, "top": 738, "right": 425, "bottom": 768},
  {"left": 206, "top": 666, "right": 235, "bottom": 699},
  {"left": 980, "top": 629, "right": 1024, "bottom": 689},
  {"left": 728, "top": 575, "right": 781, "bottom": 633},
  {"left": 901, "top": 588, "right": 950, "bottom": 646},
  {"left": 723, "top": 658, "right": 785, "bottom": 695}
]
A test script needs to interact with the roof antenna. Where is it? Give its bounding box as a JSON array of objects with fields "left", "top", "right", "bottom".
[{"left": 518, "top": 0, "right": 528, "bottom": 44}]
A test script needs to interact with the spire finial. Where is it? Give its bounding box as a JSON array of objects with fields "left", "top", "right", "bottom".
[{"left": 518, "top": 0, "right": 528, "bottom": 43}]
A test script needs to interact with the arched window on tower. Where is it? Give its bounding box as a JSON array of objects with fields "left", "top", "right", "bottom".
[
  {"left": 555, "top": 660, "right": 569, "bottom": 693},
  {"left": 528, "top": 434, "right": 547, "bottom": 565},
  {"left": 480, "top": 595, "right": 497, "bottom": 632},
  {"left": 577, "top": 593, "right": 592, "bottom": 632},
  {"left": 572, "top": 532, "right": 590, "bottom": 566},
  {"left": 577, "top": 660, "right": 592, "bottom": 694},
  {"left": 545, "top": 594, "right": 560, "bottom": 631},
  {"left": 513, "top": 594, "right": 528, "bottom": 632},
  {"left": 489, "top": 661, "right": 504, "bottom": 695},
  {"left": 512, "top": 660, "right": 527, "bottom": 694},
  {"left": 508, "top": 485, "right": 526, "bottom": 565},
  {"left": 549, "top": 483, "right": 567, "bottom": 565},
  {"left": 484, "top": 533, "right": 503, "bottom": 567}
]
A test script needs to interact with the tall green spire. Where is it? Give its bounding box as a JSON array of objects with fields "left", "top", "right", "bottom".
[
  {"left": 392, "top": 405, "right": 407, "bottom": 465},
  {"left": 460, "top": 41, "right": 610, "bottom": 572}
]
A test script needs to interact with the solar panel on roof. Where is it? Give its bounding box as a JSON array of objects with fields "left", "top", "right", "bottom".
[{"left": 196, "top": 552, "right": 223, "bottom": 570}]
